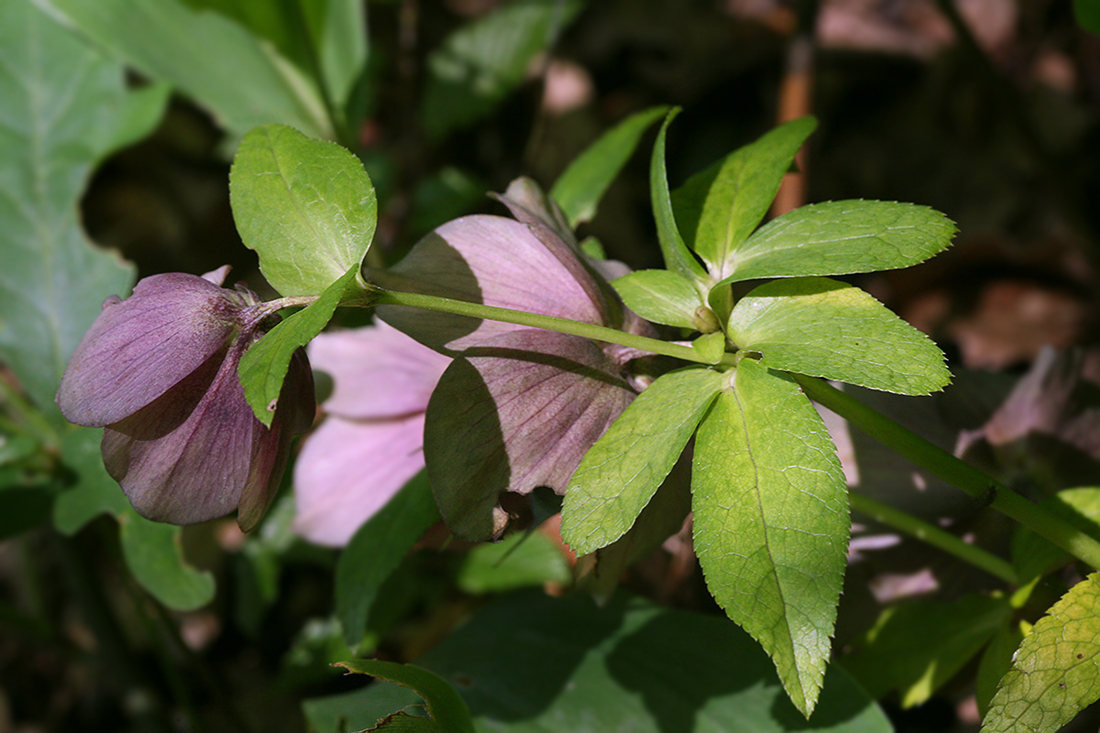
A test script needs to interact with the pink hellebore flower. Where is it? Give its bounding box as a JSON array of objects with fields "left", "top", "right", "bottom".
[
  {"left": 370, "top": 178, "right": 660, "bottom": 541},
  {"left": 292, "top": 321, "right": 450, "bottom": 546},
  {"left": 56, "top": 267, "right": 315, "bottom": 532}
]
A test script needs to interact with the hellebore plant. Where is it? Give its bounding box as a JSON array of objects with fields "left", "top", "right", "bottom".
[{"left": 56, "top": 267, "right": 314, "bottom": 532}]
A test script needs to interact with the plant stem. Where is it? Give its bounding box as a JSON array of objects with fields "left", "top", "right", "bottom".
[
  {"left": 796, "top": 375, "right": 1100, "bottom": 571},
  {"left": 368, "top": 289, "right": 709, "bottom": 363},
  {"left": 848, "top": 493, "right": 1017, "bottom": 584}
]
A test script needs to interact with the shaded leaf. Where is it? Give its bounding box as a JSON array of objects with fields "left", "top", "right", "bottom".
[
  {"left": 53, "top": 427, "right": 129, "bottom": 534},
  {"left": 337, "top": 659, "right": 475, "bottom": 733},
  {"left": 561, "top": 367, "right": 723, "bottom": 555},
  {"left": 713, "top": 200, "right": 956, "bottom": 287},
  {"left": 230, "top": 124, "right": 377, "bottom": 297},
  {"left": 649, "top": 108, "right": 708, "bottom": 281},
  {"left": 336, "top": 472, "right": 440, "bottom": 647},
  {"left": 692, "top": 359, "right": 848, "bottom": 717},
  {"left": 1012, "top": 487, "right": 1100, "bottom": 584},
  {"left": 118, "top": 508, "right": 215, "bottom": 611},
  {"left": 983, "top": 573, "right": 1100, "bottom": 733},
  {"left": 727, "top": 277, "right": 949, "bottom": 395},
  {"left": 611, "top": 269, "right": 708, "bottom": 331},
  {"left": 672, "top": 117, "right": 816, "bottom": 275},
  {"left": 239, "top": 265, "right": 361, "bottom": 426},
  {"left": 552, "top": 106, "right": 668, "bottom": 227},
  {"left": 39, "top": 0, "right": 331, "bottom": 138}
]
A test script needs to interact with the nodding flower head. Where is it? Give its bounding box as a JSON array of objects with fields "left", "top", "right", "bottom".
[{"left": 57, "top": 267, "right": 315, "bottom": 532}]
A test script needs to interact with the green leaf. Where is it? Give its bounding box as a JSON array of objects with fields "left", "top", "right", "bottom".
[
  {"left": 692, "top": 359, "right": 849, "bottom": 717},
  {"left": 54, "top": 428, "right": 129, "bottom": 534},
  {"left": 713, "top": 200, "right": 956, "bottom": 286},
  {"left": 0, "top": 1, "right": 140, "bottom": 423},
  {"left": 1012, "top": 488, "right": 1100, "bottom": 584},
  {"left": 421, "top": 0, "right": 581, "bottom": 139},
  {"left": 336, "top": 472, "right": 440, "bottom": 647},
  {"left": 239, "top": 265, "right": 361, "bottom": 426},
  {"left": 118, "top": 508, "right": 215, "bottom": 611},
  {"left": 983, "top": 573, "right": 1100, "bottom": 733},
  {"left": 39, "top": 0, "right": 331, "bottom": 139},
  {"left": 611, "top": 269, "right": 709, "bottom": 331},
  {"left": 976, "top": 622, "right": 1027, "bottom": 718},
  {"left": 551, "top": 106, "right": 669, "bottom": 227},
  {"left": 1075, "top": 0, "right": 1100, "bottom": 34},
  {"left": 649, "top": 108, "right": 708, "bottom": 282},
  {"left": 561, "top": 368, "right": 723, "bottom": 556},
  {"left": 672, "top": 117, "right": 816, "bottom": 275},
  {"left": 841, "top": 594, "right": 1011, "bottom": 708},
  {"left": 230, "top": 124, "right": 377, "bottom": 297},
  {"left": 727, "top": 277, "right": 950, "bottom": 395},
  {"left": 337, "top": 659, "right": 475, "bottom": 733},
  {"left": 307, "top": 591, "right": 891, "bottom": 733},
  {"left": 456, "top": 530, "right": 572, "bottom": 595},
  {"left": 692, "top": 331, "right": 727, "bottom": 364}
]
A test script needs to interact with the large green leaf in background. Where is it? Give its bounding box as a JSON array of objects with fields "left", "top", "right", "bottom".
[
  {"left": 422, "top": 0, "right": 582, "bottom": 140},
  {"left": 983, "top": 573, "right": 1100, "bottom": 733},
  {"left": 692, "top": 359, "right": 849, "bottom": 718},
  {"left": 727, "top": 277, "right": 950, "bottom": 395},
  {"left": 36, "top": 0, "right": 332, "bottom": 139},
  {"left": 230, "top": 124, "right": 377, "bottom": 297},
  {"left": 305, "top": 591, "right": 891, "bottom": 733},
  {"left": 0, "top": 0, "right": 156, "bottom": 423}
]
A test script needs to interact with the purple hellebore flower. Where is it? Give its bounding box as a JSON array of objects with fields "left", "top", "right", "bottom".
[
  {"left": 369, "top": 178, "right": 660, "bottom": 541},
  {"left": 292, "top": 321, "right": 450, "bottom": 546},
  {"left": 56, "top": 267, "right": 315, "bottom": 532}
]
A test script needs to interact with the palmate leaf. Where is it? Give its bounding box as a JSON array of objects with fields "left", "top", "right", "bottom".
[
  {"left": 229, "top": 124, "right": 377, "bottom": 297},
  {"left": 693, "top": 358, "right": 849, "bottom": 717},
  {"left": 560, "top": 367, "right": 723, "bottom": 556},
  {"left": 983, "top": 573, "right": 1100, "bottom": 733},
  {"left": 727, "top": 277, "right": 949, "bottom": 395}
]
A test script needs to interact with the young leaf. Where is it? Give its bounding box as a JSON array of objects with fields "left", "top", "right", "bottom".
[
  {"left": 0, "top": 1, "right": 144, "bottom": 423},
  {"left": 118, "top": 508, "right": 215, "bottom": 611},
  {"left": 336, "top": 659, "right": 475, "bottom": 733},
  {"left": 239, "top": 266, "right": 362, "bottom": 426},
  {"left": 693, "top": 358, "right": 849, "bottom": 717},
  {"left": 692, "top": 331, "right": 728, "bottom": 364},
  {"left": 551, "top": 106, "right": 669, "bottom": 227},
  {"left": 672, "top": 117, "right": 816, "bottom": 275},
  {"left": 611, "top": 269, "right": 708, "bottom": 331},
  {"left": 230, "top": 124, "right": 377, "bottom": 297},
  {"left": 714, "top": 200, "right": 956, "bottom": 286},
  {"left": 983, "top": 573, "right": 1100, "bottom": 733},
  {"left": 649, "top": 108, "right": 708, "bottom": 282},
  {"left": 561, "top": 367, "right": 723, "bottom": 556},
  {"left": 727, "top": 277, "right": 949, "bottom": 395},
  {"left": 39, "top": 0, "right": 332, "bottom": 139},
  {"left": 336, "top": 472, "right": 441, "bottom": 647}
]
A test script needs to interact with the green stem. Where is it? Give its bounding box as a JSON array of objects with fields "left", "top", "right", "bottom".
[
  {"left": 795, "top": 375, "right": 1100, "bottom": 571},
  {"left": 848, "top": 493, "right": 1017, "bottom": 584},
  {"left": 367, "top": 289, "right": 708, "bottom": 363}
]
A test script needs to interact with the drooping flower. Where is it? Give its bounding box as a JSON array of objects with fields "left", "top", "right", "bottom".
[
  {"left": 56, "top": 267, "right": 315, "bottom": 531},
  {"left": 292, "top": 320, "right": 450, "bottom": 546},
  {"left": 368, "top": 178, "right": 662, "bottom": 540}
]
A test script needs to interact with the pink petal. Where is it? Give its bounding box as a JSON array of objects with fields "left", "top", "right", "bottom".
[
  {"left": 374, "top": 215, "right": 607, "bottom": 351},
  {"left": 424, "top": 329, "right": 636, "bottom": 540},
  {"left": 309, "top": 321, "right": 449, "bottom": 420},
  {"left": 292, "top": 413, "right": 427, "bottom": 546},
  {"left": 58, "top": 273, "right": 245, "bottom": 427}
]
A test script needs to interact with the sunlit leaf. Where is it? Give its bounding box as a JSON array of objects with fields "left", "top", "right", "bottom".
[
  {"left": 611, "top": 269, "right": 708, "bottom": 331},
  {"left": 727, "top": 277, "right": 949, "bottom": 395},
  {"left": 1011, "top": 487, "right": 1100, "bottom": 584},
  {"left": 561, "top": 367, "right": 723, "bottom": 556},
  {"left": 983, "top": 573, "right": 1100, "bottom": 733},
  {"left": 713, "top": 200, "right": 956, "bottom": 286},
  {"left": 649, "top": 108, "right": 708, "bottom": 282},
  {"left": 552, "top": 106, "right": 669, "bottom": 227},
  {"left": 693, "top": 358, "right": 848, "bottom": 717},
  {"left": 230, "top": 124, "right": 377, "bottom": 297},
  {"left": 456, "top": 530, "right": 572, "bottom": 595}
]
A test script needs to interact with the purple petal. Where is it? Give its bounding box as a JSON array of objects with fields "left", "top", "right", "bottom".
[
  {"left": 309, "top": 321, "right": 450, "bottom": 420},
  {"left": 103, "top": 342, "right": 264, "bottom": 525},
  {"left": 373, "top": 215, "right": 608, "bottom": 351},
  {"left": 424, "top": 329, "right": 636, "bottom": 540},
  {"left": 58, "top": 273, "right": 246, "bottom": 427},
  {"left": 293, "top": 413, "right": 427, "bottom": 546}
]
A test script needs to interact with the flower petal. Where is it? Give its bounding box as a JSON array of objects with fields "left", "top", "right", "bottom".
[
  {"left": 309, "top": 321, "right": 450, "bottom": 420},
  {"left": 58, "top": 273, "right": 245, "bottom": 427},
  {"left": 424, "top": 328, "right": 636, "bottom": 540},
  {"left": 292, "top": 413, "right": 427, "bottom": 546},
  {"left": 373, "top": 215, "right": 607, "bottom": 351}
]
